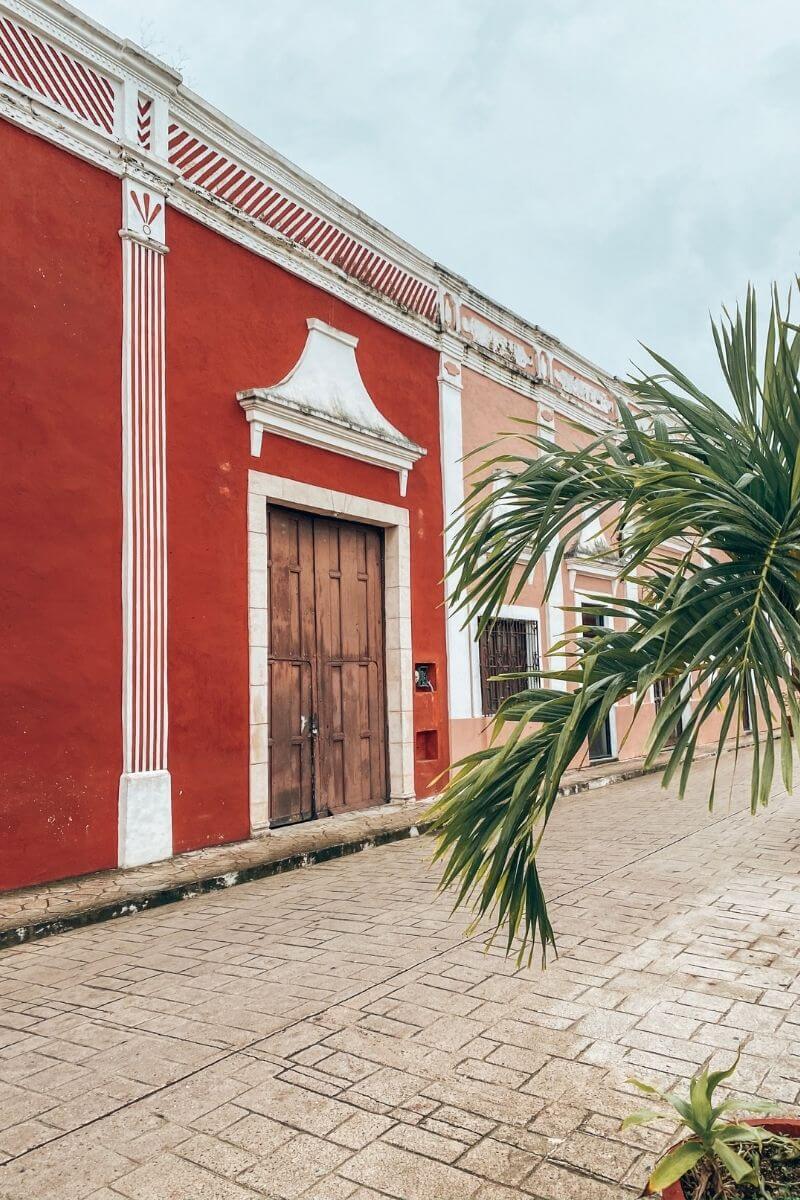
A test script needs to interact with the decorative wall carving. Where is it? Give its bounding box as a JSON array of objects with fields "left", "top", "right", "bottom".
[
  {"left": 552, "top": 359, "right": 613, "bottom": 413},
  {"left": 239, "top": 319, "right": 425, "bottom": 497},
  {"left": 461, "top": 308, "right": 534, "bottom": 371},
  {"left": 0, "top": 12, "right": 114, "bottom": 132},
  {"left": 168, "top": 123, "right": 439, "bottom": 323},
  {"left": 136, "top": 92, "right": 152, "bottom": 149}
]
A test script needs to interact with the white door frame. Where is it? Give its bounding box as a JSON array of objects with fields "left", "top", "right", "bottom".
[{"left": 247, "top": 470, "right": 415, "bottom": 831}]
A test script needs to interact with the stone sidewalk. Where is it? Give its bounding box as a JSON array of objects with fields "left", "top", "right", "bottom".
[
  {"left": 0, "top": 754, "right": 669, "bottom": 951},
  {"left": 1, "top": 749, "right": 799, "bottom": 1199}
]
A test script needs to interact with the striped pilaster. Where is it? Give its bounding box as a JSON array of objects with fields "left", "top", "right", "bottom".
[{"left": 118, "top": 177, "right": 171, "bottom": 868}]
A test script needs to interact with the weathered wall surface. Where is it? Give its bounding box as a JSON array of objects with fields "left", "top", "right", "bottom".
[
  {"left": 165, "top": 207, "right": 449, "bottom": 853},
  {"left": 0, "top": 123, "right": 123, "bottom": 888},
  {"left": 0, "top": 119, "right": 449, "bottom": 889}
]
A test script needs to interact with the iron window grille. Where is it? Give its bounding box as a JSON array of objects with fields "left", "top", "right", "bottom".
[{"left": 479, "top": 617, "right": 540, "bottom": 716}]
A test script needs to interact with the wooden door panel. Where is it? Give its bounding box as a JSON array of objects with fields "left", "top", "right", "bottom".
[
  {"left": 314, "top": 518, "right": 387, "bottom": 816},
  {"left": 268, "top": 505, "right": 388, "bottom": 826},
  {"left": 340, "top": 659, "right": 363, "bottom": 810},
  {"left": 268, "top": 508, "right": 316, "bottom": 825},
  {"left": 268, "top": 659, "right": 314, "bottom": 824},
  {"left": 363, "top": 659, "right": 385, "bottom": 802},
  {"left": 268, "top": 509, "right": 315, "bottom": 661}
]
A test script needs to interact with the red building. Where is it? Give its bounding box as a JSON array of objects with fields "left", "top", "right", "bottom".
[
  {"left": 0, "top": 0, "right": 456, "bottom": 891},
  {"left": 1, "top": 0, "right": 637, "bottom": 893}
]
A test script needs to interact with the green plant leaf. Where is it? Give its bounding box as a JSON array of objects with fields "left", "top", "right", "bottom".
[
  {"left": 714, "top": 1124, "right": 770, "bottom": 1145},
  {"left": 646, "top": 1141, "right": 706, "bottom": 1192},
  {"left": 712, "top": 1137, "right": 758, "bottom": 1183},
  {"left": 712, "top": 1098, "right": 779, "bottom": 1119},
  {"left": 627, "top": 1077, "right": 666, "bottom": 1098},
  {"left": 621, "top": 1110, "right": 662, "bottom": 1130},
  {"left": 707, "top": 1052, "right": 741, "bottom": 1099},
  {"left": 688, "top": 1070, "right": 713, "bottom": 1133}
]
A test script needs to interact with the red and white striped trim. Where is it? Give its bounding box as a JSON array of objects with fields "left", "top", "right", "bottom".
[
  {"left": 168, "top": 123, "right": 438, "bottom": 323},
  {"left": 0, "top": 14, "right": 114, "bottom": 133},
  {"left": 121, "top": 212, "right": 168, "bottom": 776},
  {"left": 137, "top": 93, "right": 152, "bottom": 150}
]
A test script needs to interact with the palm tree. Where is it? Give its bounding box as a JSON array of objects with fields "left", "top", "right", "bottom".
[{"left": 433, "top": 284, "right": 800, "bottom": 962}]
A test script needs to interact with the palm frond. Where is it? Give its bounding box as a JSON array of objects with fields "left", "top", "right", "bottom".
[{"left": 434, "top": 281, "right": 800, "bottom": 960}]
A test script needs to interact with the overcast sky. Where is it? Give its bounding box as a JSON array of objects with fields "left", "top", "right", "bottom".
[{"left": 83, "top": 0, "right": 800, "bottom": 395}]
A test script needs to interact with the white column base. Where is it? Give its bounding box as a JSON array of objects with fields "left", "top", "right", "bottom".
[{"left": 118, "top": 770, "right": 173, "bottom": 868}]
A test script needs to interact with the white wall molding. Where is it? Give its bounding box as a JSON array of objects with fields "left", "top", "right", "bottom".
[
  {"left": 438, "top": 345, "right": 482, "bottom": 721},
  {"left": 566, "top": 556, "right": 621, "bottom": 580},
  {"left": 247, "top": 471, "right": 415, "bottom": 830},
  {"left": 118, "top": 173, "right": 171, "bottom": 868},
  {"left": 536, "top": 403, "right": 567, "bottom": 683},
  {"left": 239, "top": 319, "right": 425, "bottom": 496},
  {"left": 167, "top": 102, "right": 440, "bottom": 324},
  {"left": 1, "top": 1, "right": 632, "bottom": 416}
]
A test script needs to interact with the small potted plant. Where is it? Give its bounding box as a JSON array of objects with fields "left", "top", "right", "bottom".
[{"left": 622, "top": 1054, "right": 800, "bottom": 1197}]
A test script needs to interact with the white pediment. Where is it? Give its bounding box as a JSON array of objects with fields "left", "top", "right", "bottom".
[{"left": 238, "top": 319, "right": 425, "bottom": 495}]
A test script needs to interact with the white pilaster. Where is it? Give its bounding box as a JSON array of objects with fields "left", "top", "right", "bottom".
[
  {"left": 539, "top": 403, "right": 566, "bottom": 676},
  {"left": 118, "top": 177, "right": 172, "bottom": 868},
  {"left": 439, "top": 345, "right": 481, "bottom": 720}
]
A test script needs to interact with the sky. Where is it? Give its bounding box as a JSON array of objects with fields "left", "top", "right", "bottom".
[{"left": 82, "top": 0, "right": 800, "bottom": 396}]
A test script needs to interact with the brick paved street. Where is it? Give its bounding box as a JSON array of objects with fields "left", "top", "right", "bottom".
[{"left": 1, "top": 751, "right": 799, "bottom": 1199}]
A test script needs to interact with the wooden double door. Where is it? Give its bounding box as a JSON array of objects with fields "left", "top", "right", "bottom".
[{"left": 267, "top": 505, "right": 389, "bottom": 826}]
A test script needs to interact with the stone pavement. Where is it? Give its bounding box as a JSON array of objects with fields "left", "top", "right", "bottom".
[
  {"left": 0, "top": 752, "right": 670, "bottom": 952},
  {"left": 1, "top": 749, "right": 798, "bottom": 1200},
  {"left": 0, "top": 802, "right": 436, "bottom": 951}
]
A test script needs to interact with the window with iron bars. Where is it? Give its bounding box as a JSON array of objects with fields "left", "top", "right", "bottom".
[{"left": 478, "top": 618, "right": 541, "bottom": 716}]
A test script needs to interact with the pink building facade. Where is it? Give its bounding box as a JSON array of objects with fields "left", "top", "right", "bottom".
[{"left": 438, "top": 280, "right": 724, "bottom": 771}]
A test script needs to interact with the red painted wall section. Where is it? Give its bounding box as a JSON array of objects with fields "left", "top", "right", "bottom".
[
  {"left": 0, "top": 119, "right": 448, "bottom": 889},
  {"left": 0, "top": 121, "right": 122, "bottom": 890},
  {"left": 166, "top": 210, "right": 448, "bottom": 851}
]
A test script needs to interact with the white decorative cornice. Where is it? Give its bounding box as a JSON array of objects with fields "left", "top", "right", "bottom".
[
  {"left": 0, "top": 0, "right": 633, "bottom": 419},
  {"left": 238, "top": 319, "right": 426, "bottom": 496}
]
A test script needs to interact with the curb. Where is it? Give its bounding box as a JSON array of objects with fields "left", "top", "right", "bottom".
[
  {"left": 0, "top": 756, "right": 675, "bottom": 953},
  {"left": 0, "top": 818, "right": 433, "bottom": 953}
]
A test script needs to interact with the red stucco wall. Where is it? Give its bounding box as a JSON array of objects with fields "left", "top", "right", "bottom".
[
  {"left": 166, "top": 209, "right": 449, "bottom": 851},
  {"left": 0, "top": 119, "right": 449, "bottom": 888},
  {"left": 0, "top": 121, "right": 123, "bottom": 889}
]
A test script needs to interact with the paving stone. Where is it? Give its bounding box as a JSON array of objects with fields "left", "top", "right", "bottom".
[
  {"left": 350, "top": 1065, "right": 429, "bottom": 1107},
  {"left": 525, "top": 1160, "right": 634, "bottom": 1198},
  {"left": 174, "top": 1131, "right": 259, "bottom": 1178},
  {"left": 416, "top": 1015, "right": 485, "bottom": 1052},
  {"left": 381, "top": 1121, "right": 464, "bottom": 1163},
  {"left": 329, "top": 1111, "right": 395, "bottom": 1150},
  {"left": 551, "top": 1130, "right": 641, "bottom": 1181},
  {"left": 221, "top": 1111, "right": 297, "bottom": 1155},
  {"left": 236, "top": 1078, "right": 353, "bottom": 1135},
  {"left": 2, "top": 751, "right": 800, "bottom": 1200},
  {"left": 237, "top": 1133, "right": 353, "bottom": 1197},
  {"left": 339, "top": 1140, "right": 482, "bottom": 1200},
  {"left": 112, "top": 1151, "right": 263, "bottom": 1199},
  {"left": 456, "top": 1135, "right": 541, "bottom": 1185}
]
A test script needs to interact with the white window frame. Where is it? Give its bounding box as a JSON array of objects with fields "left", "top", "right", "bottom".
[{"left": 477, "top": 603, "right": 542, "bottom": 717}]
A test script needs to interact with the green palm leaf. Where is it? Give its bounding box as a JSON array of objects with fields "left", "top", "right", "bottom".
[{"left": 433, "top": 282, "right": 800, "bottom": 960}]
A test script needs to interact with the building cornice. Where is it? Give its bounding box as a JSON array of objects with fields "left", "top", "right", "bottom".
[{"left": 1, "top": 0, "right": 631, "bottom": 424}]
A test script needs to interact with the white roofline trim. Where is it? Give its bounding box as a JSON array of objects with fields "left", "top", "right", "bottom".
[{"left": 0, "top": 0, "right": 632, "bottom": 423}]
